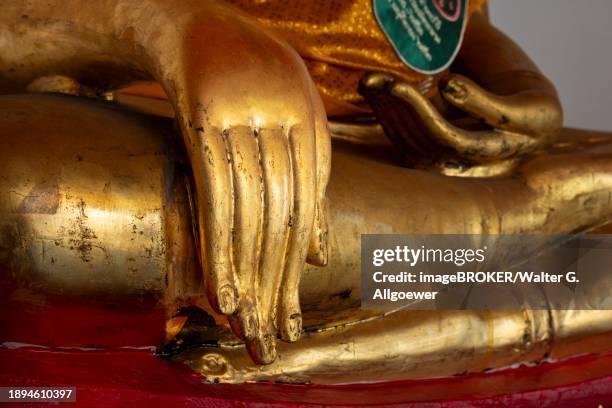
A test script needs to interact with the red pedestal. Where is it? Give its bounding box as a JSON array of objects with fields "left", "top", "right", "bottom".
[{"left": 1, "top": 347, "right": 611, "bottom": 407}]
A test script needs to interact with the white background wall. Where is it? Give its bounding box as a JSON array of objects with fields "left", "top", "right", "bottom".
[{"left": 489, "top": 0, "right": 612, "bottom": 131}]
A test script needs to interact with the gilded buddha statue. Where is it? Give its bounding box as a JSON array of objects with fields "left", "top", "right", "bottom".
[{"left": 1, "top": 0, "right": 611, "bottom": 386}]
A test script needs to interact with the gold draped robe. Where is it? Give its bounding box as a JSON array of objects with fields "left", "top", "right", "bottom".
[{"left": 227, "top": 0, "right": 488, "bottom": 115}]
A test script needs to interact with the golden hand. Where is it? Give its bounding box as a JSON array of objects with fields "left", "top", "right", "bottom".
[
  {"left": 441, "top": 71, "right": 563, "bottom": 140},
  {"left": 0, "top": 0, "right": 331, "bottom": 364},
  {"left": 359, "top": 12, "right": 562, "bottom": 175},
  {"left": 177, "top": 12, "right": 331, "bottom": 364},
  {"left": 359, "top": 70, "right": 562, "bottom": 173}
]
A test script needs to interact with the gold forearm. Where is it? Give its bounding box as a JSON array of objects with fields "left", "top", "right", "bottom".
[{"left": 0, "top": 1, "right": 244, "bottom": 98}]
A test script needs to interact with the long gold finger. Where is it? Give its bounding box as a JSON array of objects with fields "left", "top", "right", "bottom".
[
  {"left": 278, "top": 124, "right": 316, "bottom": 343},
  {"left": 225, "top": 126, "right": 263, "bottom": 342}
]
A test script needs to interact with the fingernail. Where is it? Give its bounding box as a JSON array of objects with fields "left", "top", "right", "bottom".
[
  {"left": 218, "top": 285, "right": 237, "bottom": 314},
  {"left": 444, "top": 80, "right": 468, "bottom": 102},
  {"left": 242, "top": 313, "right": 258, "bottom": 340},
  {"left": 284, "top": 313, "right": 302, "bottom": 342},
  {"left": 360, "top": 72, "right": 394, "bottom": 90},
  {"left": 255, "top": 334, "right": 277, "bottom": 365}
]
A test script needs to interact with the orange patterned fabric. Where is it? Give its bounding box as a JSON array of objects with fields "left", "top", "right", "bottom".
[{"left": 228, "top": 0, "right": 487, "bottom": 116}]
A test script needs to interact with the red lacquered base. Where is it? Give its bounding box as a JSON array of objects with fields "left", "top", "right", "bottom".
[{"left": 1, "top": 348, "right": 611, "bottom": 407}]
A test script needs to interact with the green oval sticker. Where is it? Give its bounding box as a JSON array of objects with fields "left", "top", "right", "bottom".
[{"left": 373, "top": 0, "right": 469, "bottom": 74}]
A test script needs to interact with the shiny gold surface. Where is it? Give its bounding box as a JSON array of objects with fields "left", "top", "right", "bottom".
[
  {"left": 1, "top": 95, "right": 611, "bottom": 384},
  {"left": 1, "top": 0, "right": 331, "bottom": 364},
  {"left": 359, "top": 11, "right": 563, "bottom": 176},
  {"left": 0, "top": 94, "right": 202, "bottom": 310},
  {"left": 0, "top": 0, "right": 610, "bottom": 383},
  {"left": 118, "top": 9, "right": 564, "bottom": 178}
]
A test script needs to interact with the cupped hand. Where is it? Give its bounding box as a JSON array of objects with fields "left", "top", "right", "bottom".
[{"left": 359, "top": 70, "right": 562, "bottom": 169}]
